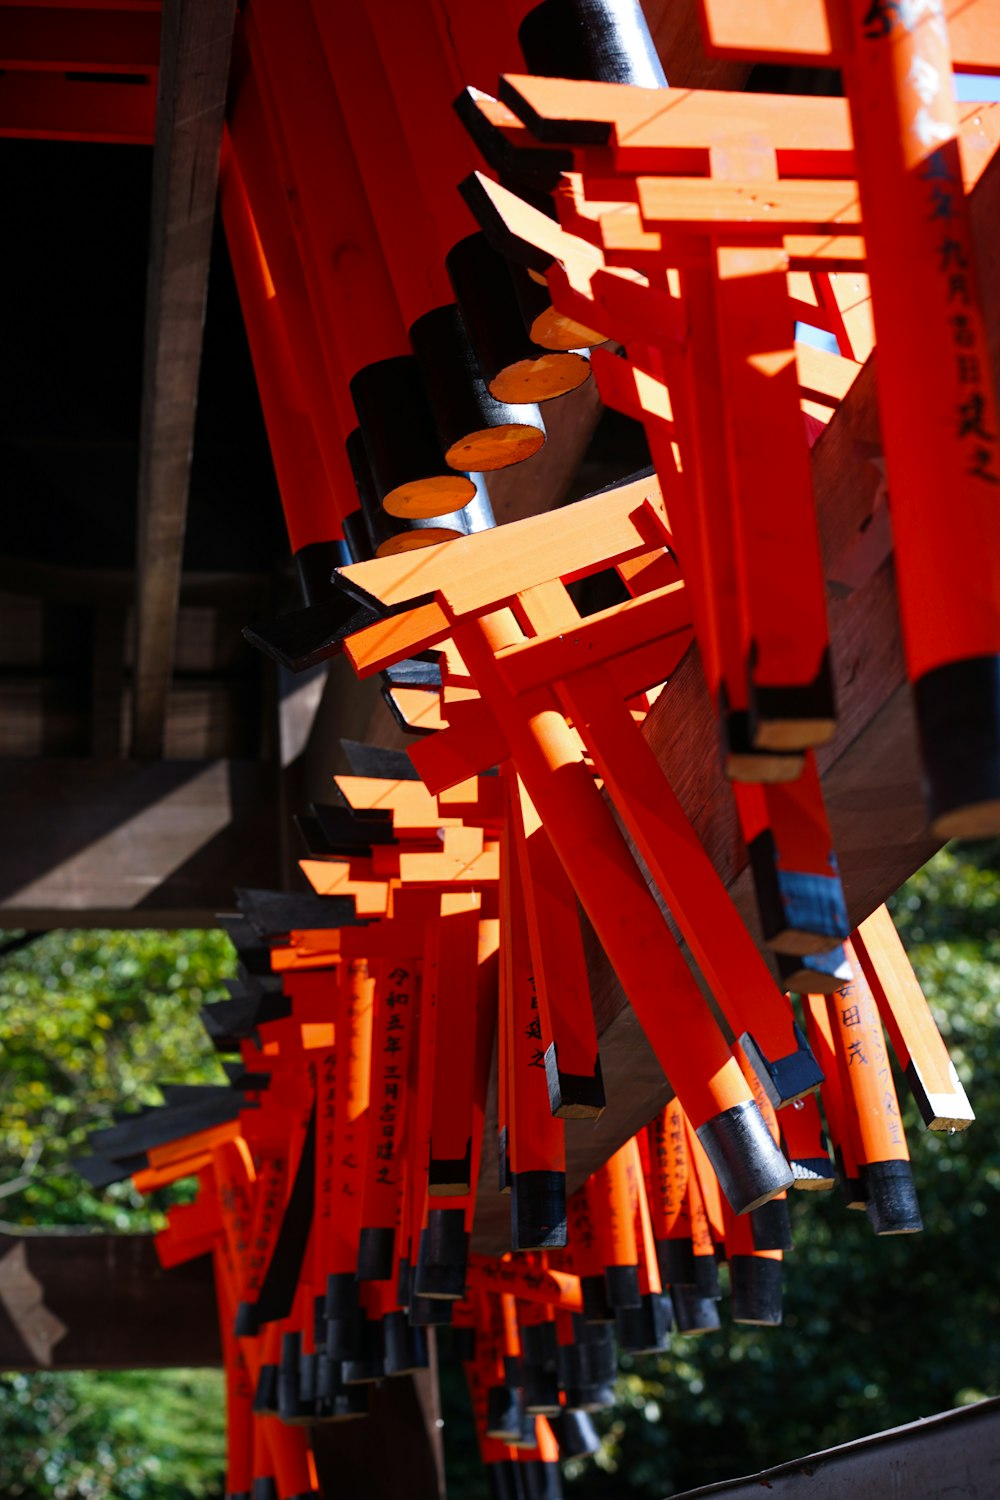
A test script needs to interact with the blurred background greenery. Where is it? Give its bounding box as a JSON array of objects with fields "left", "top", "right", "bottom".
[{"left": 0, "top": 843, "right": 998, "bottom": 1498}]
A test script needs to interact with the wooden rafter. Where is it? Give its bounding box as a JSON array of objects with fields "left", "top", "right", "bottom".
[{"left": 131, "top": 0, "right": 236, "bottom": 758}]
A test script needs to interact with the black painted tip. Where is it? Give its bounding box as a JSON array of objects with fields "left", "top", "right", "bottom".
[
  {"left": 242, "top": 595, "right": 377, "bottom": 674},
  {"left": 571, "top": 1318, "right": 619, "bottom": 1384},
  {"left": 694, "top": 1253, "right": 722, "bottom": 1300},
  {"left": 786, "top": 1153, "right": 837, "bottom": 1190},
  {"left": 277, "top": 1333, "right": 312, "bottom": 1425},
  {"left": 750, "top": 1196, "right": 794, "bottom": 1253},
  {"left": 499, "top": 1125, "right": 512, "bottom": 1194},
  {"left": 580, "top": 1273, "right": 614, "bottom": 1323},
  {"left": 747, "top": 829, "right": 850, "bottom": 956},
  {"left": 696, "top": 1098, "right": 795, "bottom": 1214},
  {"left": 414, "top": 1211, "right": 469, "bottom": 1299},
  {"left": 523, "top": 1361, "right": 563, "bottom": 1415},
  {"left": 615, "top": 1292, "right": 672, "bottom": 1354},
  {"left": 341, "top": 1315, "right": 386, "bottom": 1385},
  {"left": 749, "top": 649, "right": 836, "bottom": 753},
  {"left": 409, "top": 1295, "right": 454, "bottom": 1327},
  {"left": 383, "top": 1311, "right": 430, "bottom": 1375},
  {"left": 603, "top": 1262, "right": 641, "bottom": 1310},
  {"left": 863, "top": 1159, "right": 924, "bottom": 1235},
  {"left": 397, "top": 1256, "right": 413, "bottom": 1310},
  {"left": 670, "top": 1284, "right": 722, "bottom": 1335},
  {"left": 294, "top": 539, "right": 344, "bottom": 606},
  {"left": 252, "top": 1363, "right": 279, "bottom": 1416},
  {"left": 776, "top": 945, "right": 852, "bottom": 996},
  {"left": 326, "top": 1272, "right": 361, "bottom": 1321},
  {"left": 329, "top": 1386, "right": 371, "bottom": 1423},
  {"left": 225, "top": 1492, "right": 252, "bottom": 1500},
  {"left": 234, "top": 1300, "right": 259, "bottom": 1338},
  {"left": 326, "top": 1313, "right": 364, "bottom": 1363},
  {"left": 251, "top": 1480, "right": 278, "bottom": 1500},
  {"left": 562, "top": 1383, "right": 617, "bottom": 1412},
  {"left": 520, "top": 1320, "right": 558, "bottom": 1366},
  {"left": 522, "top": 1459, "right": 564, "bottom": 1500},
  {"left": 913, "top": 655, "right": 1000, "bottom": 838},
  {"left": 313, "top": 1294, "right": 328, "bottom": 1348},
  {"left": 738, "top": 1023, "right": 824, "bottom": 1111},
  {"left": 730, "top": 1255, "right": 783, "bottom": 1325},
  {"left": 487, "top": 1459, "right": 525, "bottom": 1500},
  {"left": 357, "top": 1225, "right": 396, "bottom": 1282},
  {"left": 545, "top": 1043, "right": 606, "bottom": 1119},
  {"left": 487, "top": 1383, "right": 525, "bottom": 1441},
  {"left": 429, "top": 1137, "right": 473, "bottom": 1196},
  {"left": 298, "top": 1350, "right": 317, "bottom": 1406},
  {"left": 656, "top": 1236, "right": 696, "bottom": 1289},
  {"left": 512, "top": 1170, "right": 568, "bottom": 1250},
  {"left": 553, "top": 1408, "right": 601, "bottom": 1458}
]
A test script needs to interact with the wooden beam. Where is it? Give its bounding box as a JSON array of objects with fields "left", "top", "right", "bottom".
[
  {"left": 471, "top": 96, "right": 1000, "bottom": 1255},
  {"left": 131, "top": 0, "right": 236, "bottom": 758},
  {"left": 0, "top": 758, "right": 280, "bottom": 927},
  {"left": 0, "top": 1233, "right": 219, "bottom": 1370},
  {"left": 669, "top": 1398, "right": 1000, "bottom": 1500}
]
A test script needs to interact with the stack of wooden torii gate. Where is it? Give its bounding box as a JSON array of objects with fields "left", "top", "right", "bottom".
[{"left": 80, "top": 0, "right": 1000, "bottom": 1495}]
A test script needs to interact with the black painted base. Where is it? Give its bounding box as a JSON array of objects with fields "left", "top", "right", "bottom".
[
  {"left": 552, "top": 1409, "right": 601, "bottom": 1458},
  {"left": 738, "top": 1021, "right": 824, "bottom": 1110},
  {"left": 670, "top": 1285, "right": 721, "bottom": 1335},
  {"left": 522, "top": 1459, "right": 564, "bottom": 1500},
  {"left": 604, "top": 1262, "right": 641, "bottom": 1310},
  {"left": 512, "top": 1169, "right": 568, "bottom": 1250},
  {"left": 913, "top": 655, "right": 1000, "bottom": 838},
  {"left": 749, "top": 1196, "right": 794, "bottom": 1252},
  {"left": 383, "top": 1310, "right": 429, "bottom": 1375},
  {"left": 749, "top": 649, "right": 836, "bottom": 753},
  {"left": 357, "top": 1225, "right": 395, "bottom": 1283},
  {"left": 729, "top": 1255, "right": 783, "bottom": 1326},
  {"left": 487, "top": 1383, "right": 525, "bottom": 1442},
  {"left": 414, "top": 1209, "right": 469, "bottom": 1299},
  {"left": 696, "top": 1098, "right": 795, "bottom": 1214},
  {"left": 580, "top": 1273, "right": 613, "bottom": 1323},
  {"left": 656, "top": 1236, "right": 695, "bottom": 1289},
  {"left": 545, "top": 1042, "right": 605, "bottom": 1119},
  {"left": 615, "top": 1291, "right": 672, "bottom": 1354},
  {"left": 863, "top": 1158, "right": 923, "bottom": 1235}
]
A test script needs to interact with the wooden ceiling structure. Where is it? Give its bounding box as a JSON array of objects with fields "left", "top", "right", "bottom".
[{"left": 3, "top": 2, "right": 1000, "bottom": 1497}]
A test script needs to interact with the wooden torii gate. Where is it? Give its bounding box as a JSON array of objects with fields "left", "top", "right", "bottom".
[{"left": 2, "top": 1, "right": 1000, "bottom": 1498}]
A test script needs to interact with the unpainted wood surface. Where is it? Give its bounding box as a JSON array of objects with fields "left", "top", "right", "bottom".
[{"left": 131, "top": 0, "right": 237, "bottom": 758}]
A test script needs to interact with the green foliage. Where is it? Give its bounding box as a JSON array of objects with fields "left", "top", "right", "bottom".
[
  {"left": 0, "top": 1369, "right": 225, "bottom": 1500},
  {"left": 0, "top": 928, "right": 235, "bottom": 1499},
  {"left": 0, "top": 928, "right": 234, "bottom": 1229}
]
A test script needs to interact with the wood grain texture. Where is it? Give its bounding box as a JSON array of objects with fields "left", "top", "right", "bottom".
[
  {"left": 0, "top": 1234, "right": 219, "bottom": 1371},
  {"left": 131, "top": 0, "right": 237, "bottom": 758}
]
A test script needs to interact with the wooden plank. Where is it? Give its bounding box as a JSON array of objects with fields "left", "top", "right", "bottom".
[
  {"left": 470, "top": 98, "right": 1000, "bottom": 1256},
  {"left": 0, "top": 759, "right": 280, "bottom": 927},
  {"left": 668, "top": 1398, "right": 1000, "bottom": 1500},
  {"left": 131, "top": 0, "right": 236, "bottom": 758},
  {"left": 0, "top": 1233, "right": 219, "bottom": 1370}
]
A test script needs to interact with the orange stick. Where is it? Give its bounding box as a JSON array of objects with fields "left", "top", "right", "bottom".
[
  {"left": 502, "top": 787, "right": 568, "bottom": 1251},
  {"left": 802, "top": 989, "right": 866, "bottom": 1209},
  {"left": 358, "top": 957, "right": 419, "bottom": 1281},
  {"left": 509, "top": 773, "right": 604, "bottom": 1118},
  {"left": 827, "top": 943, "right": 923, "bottom": 1236},
  {"left": 854, "top": 904, "right": 974, "bottom": 1131},
  {"left": 455, "top": 606, "right": 792, "bottom": 1214}
]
